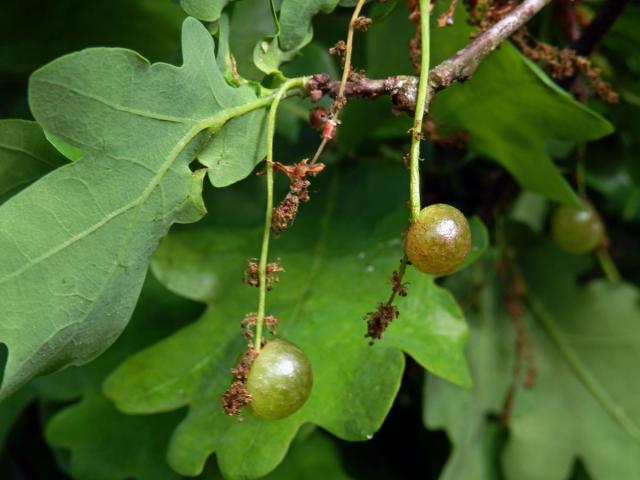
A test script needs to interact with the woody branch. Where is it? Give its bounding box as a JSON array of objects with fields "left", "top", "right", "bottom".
[{"left": 308, "top": 0, "right": 551, "bottom": 113}]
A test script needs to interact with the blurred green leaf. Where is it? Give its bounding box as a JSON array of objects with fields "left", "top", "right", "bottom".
[
  {"left": 47, "top": 393, "right": 184, "bottom": 480},
  {"left": 0, "top": 344, "right": 6, "bottom": 392},
  {"left": 424, "top": 257, "right": 511, "bottom": 480},
  {"left": 604, "top": 4, "right": 640, "bottom": 76},
  {"left": 229, "top": 0, "right": 278, "bottom": 80},
  {"left": 279, "top": 0, "right": 340, "bottom": 52},
  {"left": 428, "top": 4, "right": 613, "bottom": 207},
  {"left": 365, "top": 1, "right": 414, "bottom": 77},
  {"left": 105, "top": 163, "right": 470, "bottom": 479},
  {"left": 282, "top": 41, "right": 339, "bottom": 79},
  {"left": 454, "top": 216, "right": 489, "bottom": 274},
  {"left": 510, "top": 191, "right": 549, "bottom": 234},
  {"left": 427, "top": 238, "right": 640, "bottom": 480},
  {"left": 504, "top": 246, "right": 640, "bottom": 479},
  {"left": 180, "top": 0, "right": 235, "bottom": 22},
  {"left": 0, "top": 119, "right": 67, "bottom": 204}
]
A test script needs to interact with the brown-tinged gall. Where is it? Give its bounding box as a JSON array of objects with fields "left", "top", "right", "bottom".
[{"left": 405, "top": 204, "right": 471, "bottom": 276}]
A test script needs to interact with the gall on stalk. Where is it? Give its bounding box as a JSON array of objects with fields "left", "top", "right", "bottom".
[
  {"left": 222, "top": 80, "right": 314, "bottom": 421},
  {"left": 364, "top": 0, "right": 472, "bottom": 343}
]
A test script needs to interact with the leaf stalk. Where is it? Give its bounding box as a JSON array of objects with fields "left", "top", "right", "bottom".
[
  {"left": 254, "top": 78, "right": 305, "bottom": 351},
  {"left": 409, "top": 0, "right": 431, "bottom": 222}
]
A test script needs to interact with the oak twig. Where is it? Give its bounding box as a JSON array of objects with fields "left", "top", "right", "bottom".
[
  {"left": 430, "top": 0, "right": 551, "bottom": 90},
  {"left": 571, "top": 0, "right": 631, "bottom": 56},
  {"left": 308, "top": 0, "right": 551, "bottom": 113},
  {"left": 310, "top": 0, "right": 367, "bottom": 165}
]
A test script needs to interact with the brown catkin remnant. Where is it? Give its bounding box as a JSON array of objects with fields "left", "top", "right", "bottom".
[
  {"left": 241, "top": 312, "right": 258, "bottom": 338},
  {"left": 243, "top": 258, "right": 284, "bottom": 290},
  {"left": 272, "top": 194, "right": 300, "bottom": 238},
  {"left": 353, "top": 16, "right": 373, "bottom": 32},
  {"left": 222, "top": 346, "right": 259, "bottom": 419},
  {"left": 264, "top": 315, "right": 279, "bottom": 336},
  {"left": 390, "top": 270, "right": 408, "bottom": 298},
  {"left": 329, "top": 40, "right": 347, "bottom": 65},
  {"left": 364, "top": 303, "right": 400, "bottom": 344},
  {"left": 512, "top": 28, "right": 619, "bottom": 104},
  {"left": 271, "top": 160, "right": 325, "bottom": 237},
  {"left": 241, "top": 313, "right": 279, "bottom": 338}
]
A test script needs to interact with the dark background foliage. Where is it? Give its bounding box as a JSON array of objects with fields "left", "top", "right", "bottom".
[{"left": 0, "top": 0, "right": 638, "bottom": 478}]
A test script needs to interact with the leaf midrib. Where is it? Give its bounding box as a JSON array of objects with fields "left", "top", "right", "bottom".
[
  {"left": 527, "top": 289, "right": 640, "bottom": 442},
  {"left": 0, "top": 96, "right": 275, "bottom": 285}
]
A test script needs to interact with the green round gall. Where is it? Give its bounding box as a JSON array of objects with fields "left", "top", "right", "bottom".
[
  {"left": 405, "top": 204, "right": 472, "bottom": 276},
  {"left": 246, "top": 339, "right": 312, "bottom": 420},
  {"left": 551, "top": 204, "right": 604, "bottom": 254}
]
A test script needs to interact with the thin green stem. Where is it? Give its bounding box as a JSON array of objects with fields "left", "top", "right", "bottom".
[
  {"left": 575, "top": 144, "right": 587, "bottom": 199},
  {"left": 376, "top": 0, "right": 430, "bottom": 316},
  {"left": 253, "top": 78, "right": 304, "bottom": 352},
  {"left": 409, "top": 0, "right": 431, "bottom": 222},
  {"left": 526, "top": 289, "right": 640, "bottom": 441},
  {"left": 269, "top": 0, "right": 280, "bottom": 35},
  {"left": 573, "top": 146, "right": 622, "bottom": 283},
  {"left": 201, "top": 79, "right": 307, "bottom": 134},
  {"left": 596, "top": 247, "right": 622, "bottom": 283},
  {"left": 310, "top": 0, "right": 366, "bottom": 165}
]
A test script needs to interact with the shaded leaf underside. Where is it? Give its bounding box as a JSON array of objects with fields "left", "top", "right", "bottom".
[
  {"left": 0, "top": 119, "right": 67, "bottom": 204},
  {"left": 0, "top": 18, "right": 270, "bottom": 399}
]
